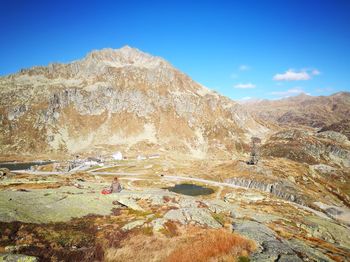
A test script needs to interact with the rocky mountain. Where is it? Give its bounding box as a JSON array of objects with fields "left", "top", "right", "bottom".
[
  {"left": 319, "top": 119, "right": 350, "bottom": 140},
  {"left": 243, "top": 92, "right": 350, "bottom": 128},
  {"left": 0, "top": 46, "right": 268, "bottom": 159}
]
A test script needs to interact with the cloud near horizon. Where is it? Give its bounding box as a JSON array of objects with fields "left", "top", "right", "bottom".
[
  {"left": 234, "top": 82, "right": 256, "bottom": 89},
  {"left": 273, "top": 69, "right": 320, "bottom": 81},
  {"left": 270, "top": 87, "right": 310, "bottom": 97}
]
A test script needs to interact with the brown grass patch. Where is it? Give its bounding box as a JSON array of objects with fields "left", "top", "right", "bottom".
[
  {"left": 165, "top": 228, "right": 256, "bottom": 262},
  {"left": 160, "top": 220, "right": 179, "bottom": 237},
  {"left": 104, "top": 226, "right": 256, "bottom": 262}
]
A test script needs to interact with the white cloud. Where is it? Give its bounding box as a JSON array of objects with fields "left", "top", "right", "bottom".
[
  {"left": 241, "top": 96, "right": 252, "bottom": 100},
  {"left": 234, "top": 83, "right": 256, "bottom": 89},
  {"left": 270, "top": 87, "right": 309, "bottom": 97},
  {"left": 239, "top": 65, "right": 250, "bottom": 71},
  {"left": 273, "top": 68, "right": 321, "bottom": 81},
  {"left": 311, "top": 69, "right": 321, "bottom": 75},
  {"left": 273, "top": 70, "right": 311, "bottom": 81}
]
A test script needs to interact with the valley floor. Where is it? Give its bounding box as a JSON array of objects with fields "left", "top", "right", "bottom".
[{"left": 0, "top": 157, "right": 350, "bottom": 261}]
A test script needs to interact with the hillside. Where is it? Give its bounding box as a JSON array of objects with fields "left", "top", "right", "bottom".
[
  {"left": 0, "top": 46, "right": 268, "bottom": 159},
  {"left": 243, "top": 92, "right": 350, "bottom": 128}
]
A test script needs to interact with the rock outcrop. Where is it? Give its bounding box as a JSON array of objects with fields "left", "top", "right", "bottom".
[
  {"left": 224, "top": 177, "right": 305, "bottom": 205},
  {"left": 261, "top": 129, "right": 350, "bottom": 167}
]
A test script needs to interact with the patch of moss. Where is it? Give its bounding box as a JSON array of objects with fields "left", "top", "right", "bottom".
[
  {"left": 36, "top": 228, "right": 93, "bottom": 247},
  {"left": 238, "top": 256, "right": 250, "bottom": 262},
  {"left": 145, "top": 212, "right": 163, "bottom": 223},
  {"left": 212, "top": 212, "right": 226, "bottom": 226},
  {"left": 127, "top": 209, "right": 152, "bottom": 217}
]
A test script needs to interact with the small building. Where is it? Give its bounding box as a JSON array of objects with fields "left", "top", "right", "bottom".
[{"left": 112, "top": 151, "right": 123, "bottom": 160}]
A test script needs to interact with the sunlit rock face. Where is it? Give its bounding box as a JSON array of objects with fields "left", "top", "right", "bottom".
[{"left": 0, "top": 46, "right": 268, "bottom": 158}]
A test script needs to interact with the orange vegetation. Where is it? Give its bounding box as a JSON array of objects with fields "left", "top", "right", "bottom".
[
  {"left": 166, "top": 228, "right": 256, "bottom": 262},
  {"left": 104, "top": 227, "right": 256, "bottom": 262}
]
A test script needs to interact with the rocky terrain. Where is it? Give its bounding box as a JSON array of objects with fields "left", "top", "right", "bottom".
[
  {"left": 0, "top": 46, "right": 268, "bottom": 160},
  {"left": 0, "top": 158, "right": 350, "bottom": 261},
  {"left": 319, "top": 119, "right": 350, "bottom": 140},
  {"left": 243, "top": 92, "right": 350, "bottom": 129},
  {"left": 0, "top": 46, "right": 350, "bottom": 261}
]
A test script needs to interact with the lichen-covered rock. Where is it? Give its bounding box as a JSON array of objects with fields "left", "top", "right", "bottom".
[
  {"left": 164, "top": 207, "right": 221, "bottom": 228},
  {"left": 0, "top": 253, "right": 38, "bottom": 262}
]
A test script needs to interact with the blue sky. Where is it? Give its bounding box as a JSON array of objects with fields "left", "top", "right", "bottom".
[{"left": 0, "top": 0, "right": 349, "bottom": 100}]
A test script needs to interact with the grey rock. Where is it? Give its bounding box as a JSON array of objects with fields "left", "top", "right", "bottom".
[
  {"left": 277, "top": 254, "right": 303, "bottom": 262},
  {"left": 224, "top": 177, "right": 305, "bottom": 205},
  {"left": 164, "top": 207, "right": 221, "bottom": 228},
  {"left": 234, "top": 219, "right": 337, "bottom": 262},
  {"left": 121, "top": 220, "right": 145, "bottom": 231},
  {"left": 0, "top": 253, "right": 38, "bottom": 262},
  {"left": 233, "top": 220, "right": 299, "bottom": 261},
  {"left": 317, "top": 130, "right": 349, "bottom": 144},
  {"left": 113, "top": 197, "right": 144, "bottom": 211}
]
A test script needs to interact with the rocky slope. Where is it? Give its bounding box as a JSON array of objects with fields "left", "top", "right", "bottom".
[
  {"left": 261, "top": 129, "right": 350, "bottom": 167},
  {"left": 243, "top": 92, "right": 350, "bottom": 128},
  {"left": 319, "top": 119, "right": 350, "bottom": 140},
  {"left": 0, "top": 46, "right": 268, "bottom": 159}
]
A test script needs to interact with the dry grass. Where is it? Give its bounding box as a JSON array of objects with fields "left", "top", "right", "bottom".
[
  {"left": 160, "top": 220, "right": 179, "bottom": 237},
  {"left": 104, "top": 227, "right": 256, "bottom": 262},
  {"left": 166, "top": 228, "right": 256, "bottom": 262},
  {"left": 104, "top": 233, "right": 171, "bottom": 262}
]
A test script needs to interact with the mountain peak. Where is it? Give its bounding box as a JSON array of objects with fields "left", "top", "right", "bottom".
[{"left": 83, "top": 46, "right": 168, "bottom": 69}]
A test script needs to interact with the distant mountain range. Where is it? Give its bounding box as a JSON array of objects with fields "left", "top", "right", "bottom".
[{"left": 242, "top": 92, "right": 350, "bottom": 129}]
